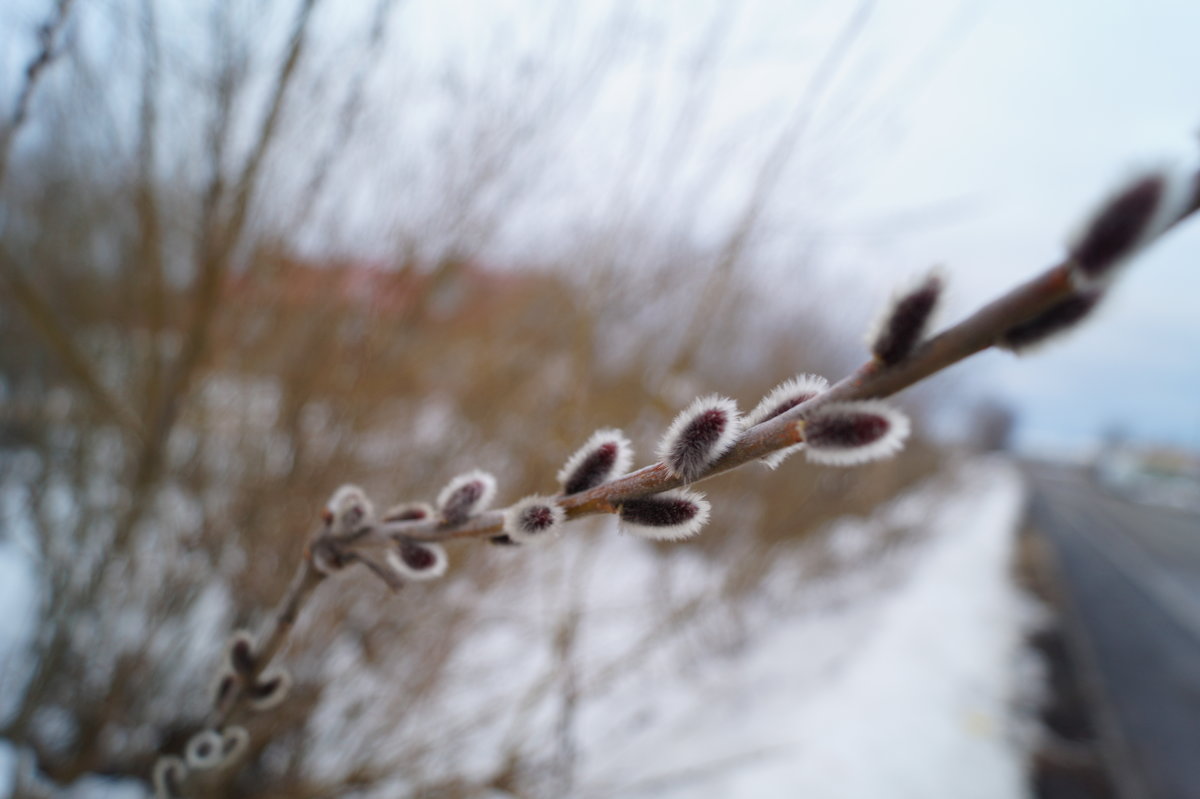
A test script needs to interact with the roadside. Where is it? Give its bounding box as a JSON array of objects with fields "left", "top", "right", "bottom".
[
  {"left": 1015, "top": 517, "right": 1123, "bottom": 799},
  {"left": 1022, "top": 461, "right": 1200, "bottom": 799}
]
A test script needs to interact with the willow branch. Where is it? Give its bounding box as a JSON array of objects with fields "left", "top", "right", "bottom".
[
  {"left": 159, "top": 159, "right": 1200, "bottom": 792},
  {"left": 363, "top": 187, "right": 1200, "bottom": 544},
  {"left": 240, "top": 164, "right": 1200, "bottom": 672},
  {"left": 206, "top": 556, "right": 326, "bottom": 730}
]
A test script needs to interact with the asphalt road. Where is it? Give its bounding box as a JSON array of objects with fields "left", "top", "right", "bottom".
[{"left": 1027, "top": 463, "right": 1200, "bottom": 799}]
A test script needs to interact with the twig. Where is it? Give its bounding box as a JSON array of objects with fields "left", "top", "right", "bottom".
[
  {"left": 146, "top": 0, "right": 322, "bottom": 455},
  {"left": 0, "top": 0, "right": 75, "bottom": 187},
  {"left": 0, "top": 0, "right": 145, "bottom": 439},
  {"left": 355, "top": 190, "right": 1200, "bottom": 544},
  {"left": 0, "top": 255, "right": 146, "bottom": 439},
  {"left": 158, "top": 159, "right": 1200, "bottom": 793},
  {"left": 207, "top": 557, "right": 325, "bottom": 730}
]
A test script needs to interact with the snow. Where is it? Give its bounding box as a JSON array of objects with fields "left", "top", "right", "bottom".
[
  {"left": 578, "top": 457, "right": 1037, "bottom": 798},
  {"left": 0, "top": 457, "right": 1039, "bottom": 798}
]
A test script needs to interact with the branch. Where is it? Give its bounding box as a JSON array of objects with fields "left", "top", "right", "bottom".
[
  {"left": 360, "top": 181, "right": 1200, "bottom": 544},
  {"left": 0, "top": 1, "right": 144, "bottom": 438},
  {"left": 0, "top": 0, "right": 75, "bottom": 187},
  {"left": 146, "top": 0, "right": 321, "bottom": 454},
  {"left": 206, "top": 557, "right": 325, "bottom": 730},
  {"left": 153, "top": 159, "right": 1200, "bottom": 794},
  {"left": 0, "top": 254, "right": 146, "bottom": 439}
]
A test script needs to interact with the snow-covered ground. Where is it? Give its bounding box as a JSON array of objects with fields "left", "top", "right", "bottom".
[
  {"left": 577, "top": 457, "right": 1040, "bottom": 798},
  {"left": 0, "top": 457, "right": 1041, "bottom": 798}
]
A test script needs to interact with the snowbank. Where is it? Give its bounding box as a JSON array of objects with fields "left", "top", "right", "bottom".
[
  {"left": 0, "top": 458, "right": 1038, "bottom": 799},
  {"left": 579, "top": 457, "right": 1037, "bottom": 798}
]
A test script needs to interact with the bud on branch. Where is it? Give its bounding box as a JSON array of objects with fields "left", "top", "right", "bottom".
[
  {"left": 504, "top": 495, "right": 566, "bottom": 544},
  {"left": 1070, "top": 168, "right": 1195, "bottom": 285},
  {"left": 800, "top": 401, "right": 910, "bottom": 466},
  {"left": 152, "top": 756, "right": 186, "bottom": 799},
  {"left": 248, "top": 667, "right": 291, "bottom": 711},
  {"left": 324, "top": 484, "right": 374, "bottom": 537},
  {"left": 558, "top": 428, "right": 634, "bottom": 494},
  {"left": 998, "top": 289, "right": 1104, "bottom": 352},
  {"left": 387, "top": 538, "right": 448, "bottom": 580},
  {"left": 745, "top": 374, "right": 830, "bottom": 468},
  {"left": 657, "top": 395, "right": 742, "bottom": 482},
  {"left": 437, "top": 470, "right": 497, "bottom": 526},
  {"left": 169, "top": 154, "right": 1200, "bottom": 785},
  {"left": 619, "top": 489, "right": 711, "bottom": 541},
  {"left": 869, "top": 271, "right": 943, "bottom": 366},
  {"left": 184, "top": 730, "right": 224, "bottom": 770}
]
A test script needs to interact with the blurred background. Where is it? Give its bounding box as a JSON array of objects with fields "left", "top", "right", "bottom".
[{"left": 1, "top": 1, "right": 1198, "bottom": 797}]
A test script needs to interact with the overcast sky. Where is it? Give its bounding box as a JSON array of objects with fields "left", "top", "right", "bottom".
[
  {"left": 4, "top": 0, "right": 1198, "bottom": 453},
  {"left": 830, "top": 0, "right": 1200, "bottom": 453},
  {"left": 408, "top": 0, "right": 1200, "bottom": 453},
  {"left": 641, "top": 0, "right": 1200, "bottom": 453}
]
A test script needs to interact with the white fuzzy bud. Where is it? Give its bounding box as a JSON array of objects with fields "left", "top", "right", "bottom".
[
  {"left": 386, "top": 538, "right": 449, "bottom": 580},
  {"left": 503, "top": 495, "right": 566, "bottom": 544},
  {"left": 656, "top": 395, "right": 742, "bottom": 482},
  {"left": 248, "top": 667, "right": 292, "bottom": 711},
  {"left": 184, "top": 730, "right": 224, "bottom": 771},
  {"left": 618, "top": 489, "right": 711, "bottom": 541},
  {"left": 323, "top": 484, "right": 375, "bottom": 536},
  {"left": 153, "top": 756, "right": 187, "bottom": 799},
  {"left": 801, "top": 401, "right": 910, "bottom": 466},
  {"left": 218, "top": 726, "right": 249, "bottom": 766},
  {"left": 557, "top": 428, "right": 634, "bottom": 494},
  {"left": 381, "top": 501, "right": 435, "bottom": 523},
  {"left": 744, "top": 374, "right": 829, "bottom": 469},
  {"left": 436, "top": 470, "right": 497, "bottom": 525}
]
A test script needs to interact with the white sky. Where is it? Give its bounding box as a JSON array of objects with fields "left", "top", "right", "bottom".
[
  {"left": 828, "top": 0, "right": 1200, "bottom": 452},
  {"left": 594, "top": 0, "right": 1200, "bottom": 453},
  {"left": 399, "top": 0, "right": 1200, "bottom": 453},
  {"left": 4, "top": 0, "right": 1199, "bottom": 453}
]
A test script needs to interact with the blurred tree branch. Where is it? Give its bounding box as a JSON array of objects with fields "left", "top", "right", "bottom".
[
  {"left": 0, "top": 0, "right": 74, "bottom": 186},
  {"left": 0, "top": 0, "right": 145, "bottom": 440}
]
